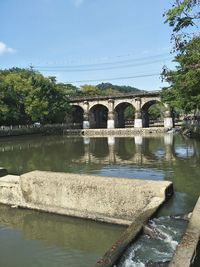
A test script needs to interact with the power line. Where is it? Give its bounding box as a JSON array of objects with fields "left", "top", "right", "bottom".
[
  {"left": 37, "top": 57, "right": 172, "bottom": 72},
  {"left": 67, "top": 73, "right": 160, "bottom": 83},
  {"left": 35, "top": 52, "right": 172, "bottom": 70}
]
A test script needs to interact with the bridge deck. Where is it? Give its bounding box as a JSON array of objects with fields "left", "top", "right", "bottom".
[{"left": 69, "top": 91, "right": 160, "bottom": 102}]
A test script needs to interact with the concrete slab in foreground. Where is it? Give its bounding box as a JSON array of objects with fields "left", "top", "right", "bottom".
[{"left": 0, "top": 170, "right": 172, "bottom": 226}]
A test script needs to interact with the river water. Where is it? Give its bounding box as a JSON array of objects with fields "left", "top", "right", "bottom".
[{"left": 0, "top": 134, "right": 199, "bottom": 266}]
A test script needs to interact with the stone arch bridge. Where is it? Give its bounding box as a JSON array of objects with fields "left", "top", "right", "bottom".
[{"left": 69, "top": 91, "right": 173, "bottom": 129}]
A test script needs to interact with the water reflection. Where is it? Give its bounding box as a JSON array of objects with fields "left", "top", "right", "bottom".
[
  {"left": 0, "top": 204, "right": 124, "bottom": 267},
  {"left": 0, "top": 134, "right": 199, "bottom": 210},
  {"left": 0, "top": 134, "right": 198, "bottom": 169},
  {"left": 81, "top": 134, "right": 197, "bottom": 166}
]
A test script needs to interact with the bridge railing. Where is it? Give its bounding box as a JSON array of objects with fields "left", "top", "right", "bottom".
[
  {"left": 69, "top": 90, "right": 160, "bottom": 102},
  {"left": 0, "top": 123, "right": 83, "bottom": 131}
]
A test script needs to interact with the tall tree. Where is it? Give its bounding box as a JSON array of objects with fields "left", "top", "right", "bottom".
[
  {"left": 0, "top": 69, "right": 32, "bottom": 124},
  {"left": 0, "top": 68, "right": 71, "bottom": 125},
  {"left": 161, "top": 1, "right": 200, "bottom": 114},
  {"left": 25, "top": 74, "right": 69, "bottom": 123},
  {"left": 161, "top": 36, "right": 200, "bottom": 114},
  {"left": 80, "top": 85, "right": 101, "bottom": 96}
]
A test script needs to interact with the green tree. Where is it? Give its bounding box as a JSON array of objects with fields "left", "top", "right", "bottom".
[
  {"left": 162, "top": 1, "right": 200, "bottom": 114},
  {"left": 164, "top": 0, "right": 200, "bottom": 51},
  {"left": 148, "top": 103, "right": 165, "bottom": 121},
  {"left": 80, "top": 84, "right": 101, "bottom": 96},
  {"left": 124, "top": 106, "right": 135, "bottom": 120},
  {"left": 25, "top": 74, "right": 71, "bottom": 123},
  {"left": 0, "top": 68, "right": 71, "bottom": 125},
  {"left": 0, "top": 69, "right": 32, "bottom": 124},
  {"left": 161, "top": 36, "right": 200, "bottom": 114},
  {"left": 57, "top": 83, "right": 79, "bottom": 97}
]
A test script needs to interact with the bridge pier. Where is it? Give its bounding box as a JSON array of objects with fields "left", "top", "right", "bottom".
[
  {"left": 83, "top": 101, "right": 90, "bottom": 129},
  {"left": 107, "top": 99, "right": 115, "bottom": 129},
  {"left": 134, "top": 119, "right": 143, "bottom": 128},
  {"left": 164, "top": 105, "right": 173, "bottom": 129},
  {"left": 134, "top": 111, "right": 143, "bottom": 128},
  {"left": 107, "top": 112, "right": 115, "bottom": 128},
  {"left": 164, "top": 117, "right": 173, "bottom": 129},
  {"left": 83, "top": 121, "right": 90, "bottom": 129},
  {"left": 83, "top": 112, "right": 90, "bottom": 129},
  {"left": 134, "top": 98, "right": 143, "bottom": 128}
]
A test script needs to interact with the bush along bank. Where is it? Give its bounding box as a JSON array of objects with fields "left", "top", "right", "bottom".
[
  {"left": 181, "top": 125, "right": 200, "bottom": 138},
  {"left": 0, "top": 124, "right": 74, "bottom": 137}
]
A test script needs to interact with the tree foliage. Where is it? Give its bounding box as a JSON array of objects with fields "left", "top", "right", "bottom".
[
  {"left": 148, "top": 103, "right": 165, "bottom": 120},
  {"left": 0, "top": 68, "right": 72, "bottom": 125},
  {"left": 69, "top": 83, "right": 142, "bottom": 97},
  {"left": 79, "top": 84, "right": 101, "bottom": 96},
  {"left": 124, "top": 106, "right": 135, "bottom": 120},
  {"left": 162, "top": 1, "right": 200, "bottom": 114},
  {"left": 164, "top": 0, "right": 200, "bottom": 51},
  {"left": 96, "top": 83, "right": 142, "bottom": 94},
  {"left": 161, "top": 36, "right": 200, "bottom": 113},
  {"left": 72, "top": 83, "right": 142, "bottom": 97}
]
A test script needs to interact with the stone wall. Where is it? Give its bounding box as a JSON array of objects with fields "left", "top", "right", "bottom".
[{"left": 81, "top": 127, "right": 167, "bottom": 137}]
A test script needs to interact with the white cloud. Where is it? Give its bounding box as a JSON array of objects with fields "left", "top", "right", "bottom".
[
  {"left": 0, "top": 41, "right": 16, "bottom": 55},
  {"left": 73, "top": 0, "right": 84, "bottom": 7}
]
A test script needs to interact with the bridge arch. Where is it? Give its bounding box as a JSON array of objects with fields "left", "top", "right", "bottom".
[
  {"left": 114, "top": 102, "right": 136, "bottom": 128},
  {"left": 89, "top": 102, "right": 109, "bottom": 111},
  {"left": 71, "top": 105, "right": 84, "bottom": 128},
  {"left": 141, "top": 100, "right": 165, "bottom": 127},
  {"left": 89, "top": 104, "right": 108, "bottom": 129}
]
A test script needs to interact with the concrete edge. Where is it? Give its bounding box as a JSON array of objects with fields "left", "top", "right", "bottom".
[
  {"left": 18, "top": 203, "right": 133, "bottom": 226},
  {"left": 0, "top": 169, "right": 174, "bottom": 267},
  {"left": 169, "top": 197, "right": 200, "bottom": 267},
  {"left": 94, "top": 184, "right": 173, "bottom": 267},
  {"left": 63, "top": 128, "right": 169, "bottom": 137},
  {"left": 0, "top": 171, "right": 173, "bottom": 227},
  {"left": 0, "top": 168, "right": 8, "bottom": 177}
]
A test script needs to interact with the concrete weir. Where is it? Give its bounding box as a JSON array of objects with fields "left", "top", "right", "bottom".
[
  {"left": 0, "top": 170, "right": 174, "bottom": 267},
  {"left": 0, "top": 171, "right": 172, "bottom": 226},
  {"left": 64, "top": 127, "right": 168, "bottom": 137}
]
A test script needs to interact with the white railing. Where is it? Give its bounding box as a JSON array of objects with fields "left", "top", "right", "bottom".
[{"left": 0, "top": 123, "right": 82, "bottom": 131}]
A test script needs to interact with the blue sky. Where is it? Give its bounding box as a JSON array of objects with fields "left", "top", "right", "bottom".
[{"left": 0, "top": 0, "right": 175, "bottom": 90}]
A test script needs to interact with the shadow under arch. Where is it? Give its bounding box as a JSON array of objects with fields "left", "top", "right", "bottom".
[
  {"left": 89, "top": 104, "right": 108, "bottom": 129},
  {"left": 114, "top": 138, "right": 136, "bottom": 160},
  {"left": 71, "top": 105, "right": 84, "bottom": 128},
  {"left": 89, "top": 138, "right": 109, "bottom": 159},
  {"left": 141, "top": 100, "right": 165, "bottom": 128},
  {"left": 114, "top": 102, "right": 135, "bottom": 128}
]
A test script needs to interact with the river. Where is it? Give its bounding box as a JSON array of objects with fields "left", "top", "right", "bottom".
[{"left": 0, "top": 133, "right": 199, "bottom": 266}]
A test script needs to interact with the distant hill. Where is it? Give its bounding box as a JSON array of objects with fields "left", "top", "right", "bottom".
[
  {"left": 96, "top": 83, "right": 146, "bottom": 95},
  {"left": 69, "top": 82, "right": 146, "bottom": 98}
]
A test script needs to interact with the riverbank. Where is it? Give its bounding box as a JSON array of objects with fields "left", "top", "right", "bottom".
[
  {"left": 0, "top": 126, "right": 171, "bottom": 138},
  {"left": 0, "top": 124, "right": 70, "bottom": 137},
  {"left": 181, "top": 125, "right": 200, "bottom": 138},
  {"left": 64, "top": 127, "right": 169, "bottom": 137}
]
